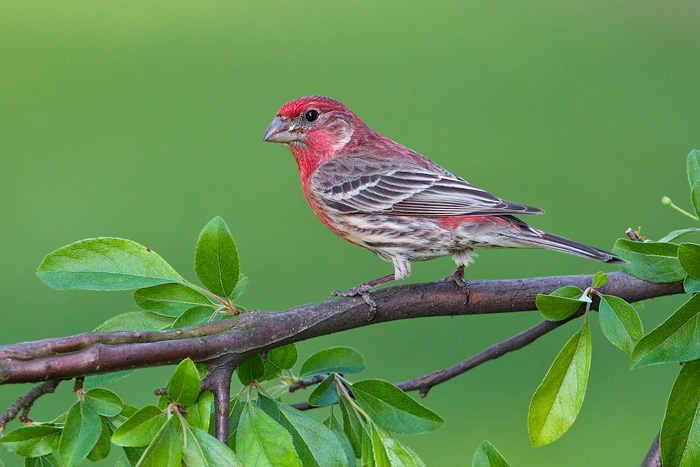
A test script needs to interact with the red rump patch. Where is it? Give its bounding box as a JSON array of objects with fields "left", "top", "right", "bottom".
[
  {"left": 437, "top": 216, "right": 513, "bottom": 230},
  {"left": 278, "top": 96, "right": 349, "bottom": 119}
]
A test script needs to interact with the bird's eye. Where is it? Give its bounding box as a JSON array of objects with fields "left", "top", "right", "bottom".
[{"left": 304, "top": 109, "right": 319, "bottom": 122}]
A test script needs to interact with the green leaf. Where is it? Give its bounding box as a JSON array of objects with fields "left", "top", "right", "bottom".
[
  {"left": 195, "top": 363, "right": 209, "bottom": 380},
  {"left": 236, "top": 354, "right": 265, "bottom": 386},
  {"left": 660, "top": 228, "right": 700, "bottom": 243},
  {"left": 111, "top": 406, "right": 166, "bottom": 447},
  {"left": 300, "top": 347, "right": 366, "bottom": 378},
  {"left": 23, "top": 454, "right": 60, "bottom": 467},
  {"left": 473, "top": 440, "right": 511, "bottom": 467},
  {"left": 613, "top": 239, "right": 685, "bottom": 283},
  {"left": 86, "top": 418, "right": 111, "bottom": 462},
  {"left": 182, "top": 426, "right": 244, "bottom": 467},
  {"left": 84, "top": 370, "right": 135, "bottom": 389},
  {"left": 631, "top": 293, "right": 700, "bottom": 368},
  {"left": 187, "top": 390, "right": 213, "bottom": 431},
  {"left": 263, "top": 396, "right": 349, "bottom": 467},
  {"left": 309, "top": 375, "right": 340, "bottom": 407},
  {"left": 236, "top": 403, "right": 303, "bottom": 467},
  {"left": 370, "top": 423, "right": 389, "bottom": 466},
  {"left": 135, "top": 417, "right": 182, "bottom": 467},
  {"left": 93, "top": 311, "right": 175, "bottom": 332},
  {"left": 171, "top": 306, "right": 214, "bottom": 329},
  {"left": 362, "top": 430, "right": 374, "bottom": 467},
  {"left": 84, "top": 388, "right": 123, "bottom": 417},
  {"left": 528, "top": 317, "right": 591, "bottom": 447},
  {"left": 259, "top": 362, "right": 283, "bottom": 383},
  {"left": 267, "top": 344, "right": 298, "bottom": 370},
  {"left": 688, "top": 150, "right": 700, "bottom": 188},
  {"left": 258, "top": 345, "right": 298, "bottom": 382},
  {"left": 685, "top": 276, "right": 700, "bottom": 293},
  {"left": 58, "top": 401, "right": 102, "bottom": 467},
  {"left": 352, "top": 379, "right": 444, "bottom": 434},
  {"left": 592, "top": 272, "right": 608, "bottom": 288},
  {"left": 105, "top": 409, "right": 145, "bottom": 466},
  {"left": 371, "top": 423, "right": 426, "bottom": 467},
  {"left": 599, "top": 295, "right": 644, "bottom": 354},
  {"left": 536, "top": 286, "right": 585, "bottom": 321},
  {"left": 692, "top": 181, "right": 700, "bottom": 220},
  {"left": 167, "top": 358, "right": 201, "bottom": 406},
  {"left": 195, "top": 216, "right": 240, "bottom": 297},
  {"left": 226, "top": 394, "right": 246, "bottom": 442},
  {"left": 230, "top": 274, "right": 249, "bottom": 300},
  {"left": 133, "top": 283, "right": 215, "bottom": 317},
  {"left": 36, "top": 238, "right": 183, "bottom": 290},
  {"left": 0, "top": 426, "right": 61, "bottom": 458},
  {"left": 661, "top": 359, "right": 700, "bottom": 467},
  {"left": 156, "top": 393, "right": 170, "bottom": 410},
  {"left": 327, "top": 415, "right": 357, "bottom": 467},
  {"left": 679, "top": 243, "right": 700, "bottom": 278},
  {"left": 339, "top": 395, "right": 364, "bottom": 459}
]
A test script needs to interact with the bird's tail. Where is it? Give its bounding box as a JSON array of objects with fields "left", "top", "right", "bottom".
[{"left": 526, "top": 231, "right": 627, "bottom": 264}]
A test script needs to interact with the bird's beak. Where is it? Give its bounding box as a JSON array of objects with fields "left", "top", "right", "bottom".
[{"left": 263, "top": 117, "right": 300, "bottom": 143}]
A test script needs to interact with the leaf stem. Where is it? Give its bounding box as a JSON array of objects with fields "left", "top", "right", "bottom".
[
  {"left": 662, "top": 196, "right": 699, "bottom": 221},
  {"left": 208, "top": 306, "right": 227, "bottom": 323},
  {"left": 335, "top": 377, "right": 370, "bottom": 420},
  {"left": 183, "top": 282, "right": 231, "bottom": 309}
]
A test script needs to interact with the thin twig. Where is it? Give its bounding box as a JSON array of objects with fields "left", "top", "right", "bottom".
[
  {"left": 640, "top": 431, "right": 662, "bottom": 467},
  {"left": 289, "top": 375, "right": 325, "bottom": 393},
  {"left": 395, "top": 313, "right": 582, "bottom": 397},
  {"left": 72, "top": 377, "right": 84, "bottom": 394},
  {"left": 290, "top": 312, "right": 580, "bottom": 410},
  {"left": 626, "top": 227, "right": 643, "bottom": 242},
  {"left": 0, "top": 380, "right": 61, "bottom": 431}
]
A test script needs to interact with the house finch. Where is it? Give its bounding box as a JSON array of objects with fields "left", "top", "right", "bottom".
[{"left": 264, "top": 96, "right": 624, "bottom": 315}]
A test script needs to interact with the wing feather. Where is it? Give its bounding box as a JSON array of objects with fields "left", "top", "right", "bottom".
[{"left": 311, "top": 155, "right": 543, "bottom": 217}]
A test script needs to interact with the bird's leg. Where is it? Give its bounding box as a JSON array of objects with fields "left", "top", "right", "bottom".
[
  {"left": 444, "top": 265, "right": 469, "bottom": 293},
  {"left": 329, "top": 274, "right": 396, "bottom": 320}
]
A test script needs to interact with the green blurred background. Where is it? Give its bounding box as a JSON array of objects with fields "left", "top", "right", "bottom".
[{"left": 2, "top": 1, "right": 699, "bottom": 465}]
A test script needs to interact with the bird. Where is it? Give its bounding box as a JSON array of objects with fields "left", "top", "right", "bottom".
[{"left": 263, "top": 96, "right": 624, "bottom": 316}]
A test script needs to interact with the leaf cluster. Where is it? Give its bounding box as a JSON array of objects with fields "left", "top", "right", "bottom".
[
  {"left": 528, "top": 150, "right": 700, "bottom": 466},
  {"left": 229, "top": 345, "right": 443, "bottom": 466},
  {"left": 37, "top": 216, "right": 247, "bottom": 331}
]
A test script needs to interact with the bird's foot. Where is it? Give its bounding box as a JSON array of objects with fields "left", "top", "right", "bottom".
[
  {"left": 329, "top": 285, "right": 377, "bottom": 320},
  {"left": 443, "top": 265, "right": 469, "bottom": 293}
]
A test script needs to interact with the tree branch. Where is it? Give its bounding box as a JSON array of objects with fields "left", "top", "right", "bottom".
[
  {"left": 0, "top": 380, "right": 62, "bottom": 431},
  {"left": 202, "top": 362, "right": 236, "bottom": 443},
  {"left": 0, "top": 272, "right": 684, "bottom": 385}
]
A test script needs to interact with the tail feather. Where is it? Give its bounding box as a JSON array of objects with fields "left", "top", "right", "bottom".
[{"left": 528, "top": 231, "right": 627, "bottom": 264}]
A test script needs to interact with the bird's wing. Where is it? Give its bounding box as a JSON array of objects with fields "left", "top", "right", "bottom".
[{"left": 311, "top": 155, "right": 544, "bottom": 217}]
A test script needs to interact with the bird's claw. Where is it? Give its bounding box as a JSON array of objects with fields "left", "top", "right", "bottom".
[
  {"left": 443, "top": 265, "right": 469, "bottom": 294},
  {"left": 329, "top": 285, "right": 377, "bottom": 320}
]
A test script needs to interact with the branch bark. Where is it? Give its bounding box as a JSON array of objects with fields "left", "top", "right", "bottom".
[
  {"left": 640, "top": 432, "right": 662, "bottom": 467},
  {"left": 202, "top": 363, "right": 236, "bottom": 443},
  {"left": 0, "top": 271, "right": 684, "bottom": 385}
]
